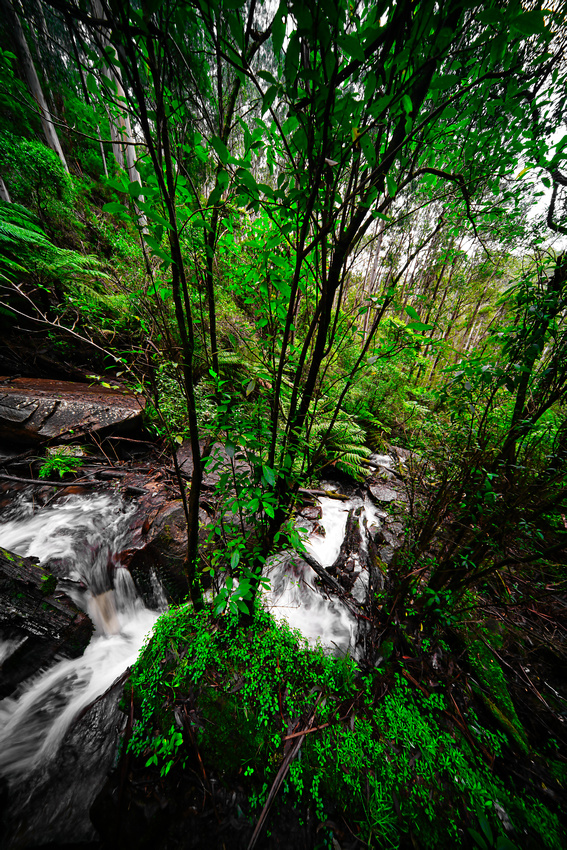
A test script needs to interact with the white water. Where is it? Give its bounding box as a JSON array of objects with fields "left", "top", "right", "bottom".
[
  {"left": 0, "top": 489, "right": 382, "bottom": 782},
  {"left": 263, "top": 496, "right": 382, "bottom": 656},
  {"left": 0, "top": 494, "right": 160, "bottom": 782}
]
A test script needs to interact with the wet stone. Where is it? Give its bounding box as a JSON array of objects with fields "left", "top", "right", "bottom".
[
  {"left": 378, "top": 545, "right": 395, "bottom": 565},
  {"left": 298, "top": 506, "right": 323, "bottom": 521},
  {"left": 376, "top": 528, "right": 401, "bottom": 549},
  {"left": 369, "top": 483, "right": 398, "bottom": 502},
  {"left": 0, "top": 377, "right": 145, "bottom": 445}
]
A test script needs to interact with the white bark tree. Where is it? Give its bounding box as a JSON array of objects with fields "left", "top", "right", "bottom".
[{"left": 0, "top": 0, "right": 69, "bottom": 173}]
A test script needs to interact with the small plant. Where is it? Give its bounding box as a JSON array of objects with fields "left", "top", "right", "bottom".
[{"left": 39, "top": 450, "right": 84, "bottom": 480}]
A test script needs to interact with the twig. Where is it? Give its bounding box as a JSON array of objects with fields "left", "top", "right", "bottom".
[
  {"left": 0, "top": 448, "right": 36, "bottom": 469},
  {"left": 247, "top": 697, "right": 322, "bottom": 850},
  {"left": 0, "top": 472, "right": 99, "bottom": 488},
  {"left": 297, "top": 488, "right": 350, "bottom": 500}
]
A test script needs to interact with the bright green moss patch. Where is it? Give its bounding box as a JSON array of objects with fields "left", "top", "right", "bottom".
[{"left": 467, "top": 639, "right": 529, "bottom": 754}]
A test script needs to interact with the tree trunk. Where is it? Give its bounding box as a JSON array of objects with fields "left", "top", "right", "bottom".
[
  {"left": 91, "top": 2, "right": 138, "bottom": 182},
  {"left": 1, "top": 0, "right": 68, "bottom": 172},
  {"left": 0, "top": 178, "right": 11, "bottom": 203}
]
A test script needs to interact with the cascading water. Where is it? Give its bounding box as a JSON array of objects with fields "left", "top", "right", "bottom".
[
  {"left": 263, "top": 495, "right": 383, "bottom": 656},
  {"left": 0, "top": 493, "right": 161, "bottom": 847},
  {"left": 0, "top": 474, "right": 392, "bottom": 845}
]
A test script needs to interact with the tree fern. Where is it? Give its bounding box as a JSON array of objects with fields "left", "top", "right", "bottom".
[
  {"left": 0, "top": 200, "right": 106, "bottom": 287},
  {"left": 308, "top": 411, "right": 371, "bottom": 481}
]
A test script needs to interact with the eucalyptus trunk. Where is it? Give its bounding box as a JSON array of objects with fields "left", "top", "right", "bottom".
[{"left": 1, "top": 0, "right": 68, "bottom": 172}]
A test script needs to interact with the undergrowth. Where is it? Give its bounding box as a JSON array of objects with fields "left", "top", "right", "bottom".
[{"left": 127, "top": 607, "right": 563, "bottom": 849}]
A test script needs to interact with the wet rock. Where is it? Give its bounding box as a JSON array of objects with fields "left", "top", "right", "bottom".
[
  {"left": 369, "top": 483, "right": 398, "bottom": 502},
  {"left": 378, "top": 545, "right": 395, "bottom": 565},
  {"left": 0, "top": 546, "right": 92, "bottom": 697},
  {"left": 2, "top": 673, "right": 125, "bottom": 846},
  {"left": 391, "top": 445, "right": 411, "bottom": 461},
  {"left": 351, "top": 570, "right": 369, "bottom": 603},
  {"left": 128, "top": 501, "right": 212, "bottom": 604},
  {"left": 297, "top": 506, "right": 323, "bottom": 522},
  {"left": 386, "top": 520, "right": 404, "bottom": 536},
  {"left": 375, "top": 527, "right": 401, "bottom": 549},
  {"left": 0, "top": 377, "right": 145, "bottom": 445}
]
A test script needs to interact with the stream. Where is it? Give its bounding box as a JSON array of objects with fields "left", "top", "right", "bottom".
[
  {"left": 0, "top": 485, "right": 385, "bottom": 846},
  {"left": 0, "top": 494, "right": 161, "bottom": 847}
]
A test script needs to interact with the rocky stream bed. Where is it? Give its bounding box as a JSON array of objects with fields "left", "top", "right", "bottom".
[{"left": 0, "top": 378, "right": 565, "bottom": 849}]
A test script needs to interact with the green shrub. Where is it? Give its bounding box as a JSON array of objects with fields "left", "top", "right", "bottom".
[{"left": 128, "top": 608, "right": 564, "bottom": 849}]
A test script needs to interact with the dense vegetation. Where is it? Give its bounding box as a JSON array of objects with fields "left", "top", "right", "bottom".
[{"left": 1, "top": 0, "right": 567, "bottom": 846}]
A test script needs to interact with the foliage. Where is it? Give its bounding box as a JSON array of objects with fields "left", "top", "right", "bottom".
[
  {"left": 38, "top": 449, "right": 84, "bottom": 479},
  {"left": 0, "top": 133, "right": 74, "bottom": 225},
  {"left": 129, "top": 607, "right": 564, "bottom": 848}
]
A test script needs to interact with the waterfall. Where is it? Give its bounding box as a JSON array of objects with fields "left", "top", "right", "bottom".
[
  {"left": 0, "top": 487, "right": 382, "bottom": 845},
  {"left": 0, "top": 493, "right": 161, "bottom": 846},
  {"left": 263, "top": 496, "right": 381, "bottom": 656}
]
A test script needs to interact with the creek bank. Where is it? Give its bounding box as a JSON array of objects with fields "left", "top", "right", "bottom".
[{"left": 1, "top": 436, "right": 565, "bottom": 848}]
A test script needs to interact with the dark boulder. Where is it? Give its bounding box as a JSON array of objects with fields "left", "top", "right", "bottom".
[
  {"left": 128, "top": 501, "right": 212, "bottom": 605},
  {"left": 0, "top": 546, "right": 92, "bottom": 697}
]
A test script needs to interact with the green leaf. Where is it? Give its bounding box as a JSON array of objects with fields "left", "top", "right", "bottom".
[
  {"left": 405, "top": 305, "right": 420, "bottom": 321},
  {"left": 496, "top": 835, "right": 518, "bottom": 850},
  {"left": 262, "top": 85, "right": 278, "bottom": 115},
  {"left": 430, "top": 75, "right": 458, "bottom": 91},
  {"left": 401, "top": 94, "right": 412, "bottom": 114},
  {"left": 138, "top": 203, "right": 171, "bottom": 229},
  {"left": 360, "top": 134, "right": 376, "bottom": 167},
  {"left": 227, "top": 9, "right": 244, "bottom": 50},
  {"left": 102, "top": 201, "right": 127, "bottom": 215},
  {"left": 386, "top": 174, "right": 397, "bottom": 198},
  {"left": 338, "top": 33, "right": 365, "bottom": 62},
  {"left": 235, "top": 167, "right": 260, "bottom": 197},
  {"left": 230, "top": 549, "right": 240, "bottom": 569},
  {"left": 407, "top": 321, "right": 432, "bottom": 332},
  {"left": 272, "top": 4, "right": 286, "bottom": 55},
  {"left": 511, "top": 10, "right": 547, "bottom": 36},
  {"left": 127, "top": 180, "right": 144, "bottom": 198},
  {"left": 467, "top": 828, "right": 488, "bottom": 850},
  {"left": 258, "top": 69, "right": 277, "bottom": 85},
  {"left": 372, "top": 211, "right": 392, "bottom": 222},
  {"left": 86, "top": 73, "right": 98, "bottom": 95},
  {"left": 210, "top": 135, "right": 229, "bottom": 164},
  {"left": 263, "top": 465, "right": 276, "bottom": 486},
  {"left": 478, "top": 814, "right": 493, "bottom": 845},
  {"left": 143, "top": 235, "right": 171, "bottom": 263}
]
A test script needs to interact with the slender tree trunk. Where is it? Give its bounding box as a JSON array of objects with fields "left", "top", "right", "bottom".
[
  {"left": 91, "top": 1, "right": 141, "bottom": 185},
  {"left": 0, "top": 178, "right": 11, "bottom": 203},
  {"left": 1, "top": 0, "right": 68, "bottom": 172},
  {"left": 67, "top": 14, "right": 109, "bottom": 179}
]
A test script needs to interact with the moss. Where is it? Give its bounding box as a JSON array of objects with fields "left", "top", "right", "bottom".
[
  {"left": 40, "top": 573, "right": 58, "bottom": 596},
  {"left": 467, "top": 639, "right": 529, "bottom": 754}
]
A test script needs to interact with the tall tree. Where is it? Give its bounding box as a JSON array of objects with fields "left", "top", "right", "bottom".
[{"left": 0, "top": 0, "right": 68, "bottom": 172}]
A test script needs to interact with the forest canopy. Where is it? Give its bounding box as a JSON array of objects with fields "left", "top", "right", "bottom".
[{"left": 0, "top": 0, "right": 566, "bottom": 609}]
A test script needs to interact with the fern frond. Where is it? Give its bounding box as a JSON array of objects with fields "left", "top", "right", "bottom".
[{"left": 308, "top": 409, "right": 371, "bottom": 481}]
